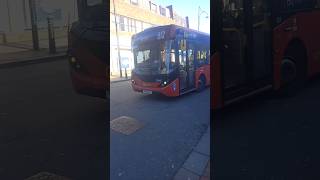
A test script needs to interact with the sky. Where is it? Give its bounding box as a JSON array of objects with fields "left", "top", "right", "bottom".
[{"left": 157, "top": 0, "right": 210, "bottom": 34}]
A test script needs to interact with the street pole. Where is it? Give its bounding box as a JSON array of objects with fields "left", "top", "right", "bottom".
[
  {"left": 198, "top": 6, "right": 200, "bottom": 31},
  {"left": 198, "top": 6, "right": 209, "bottom": 31},
  {"left": 6, "top": 0, "right": 12, "bottom": 32},
  {"left": 29, "top": 0, "right": 39, "bottom": 50},
  {"left": 186, "top": 16, "right": 189, "bottom": 28},
  {"left": 112, "top": 0, "right": 123, "bottom": 78},
  {"left": 47, "top": 17, "right": 56, "bottom": 54}
]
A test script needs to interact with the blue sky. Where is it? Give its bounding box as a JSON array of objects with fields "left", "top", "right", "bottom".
[{"left": 157, "top": 0, "right": 210, "bottom": 34}]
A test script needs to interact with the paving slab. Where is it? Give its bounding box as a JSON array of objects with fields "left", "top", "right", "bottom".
[
  {"left": 194, "top": 128, "right": 210, "bottom": 156},
  {"left": 173, "top": 168, "right": 200, "bottom": 180},
  {"left": 183, "top": 151, "right": 209, "bottom": 176}
]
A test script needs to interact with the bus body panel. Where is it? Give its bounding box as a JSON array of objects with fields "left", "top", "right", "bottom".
[
  {"left": 68, "top": 1, "right": 107, "bottom": 98},
  {"left": 212, "top": 0, "right": 320, "bottom": 110},
  {"left": 212, "top": 53, "right": 222, "bottom": 110},
  {"left": 296, "top": 11, "right": 320, "bottom": 77},
  {"left": 195, "top": 64, "right": 211, "bottom": 89},
  {"left": 69, "top": 46, "right": 106, "bottom": 98},
  {"left": 273, "top": 10, "right": 320, "bottom": 90}
]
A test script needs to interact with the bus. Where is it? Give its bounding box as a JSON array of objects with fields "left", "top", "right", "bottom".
[
  {"left": 68, "top": 0, "right": 107, "bottom": 98},
  {"left": 131, "top": 24, "right": 210, "bottom": 97},
  {"left": 212, "top": 0, "right": 320, "bottom": 110}
]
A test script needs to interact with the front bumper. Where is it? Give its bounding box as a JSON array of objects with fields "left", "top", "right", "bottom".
[
  {"left": 70, "top": 69, "right": 106, "bottom": 98},
  {"left": 131, "top": 78, "right": 180, "bottom": 97}
]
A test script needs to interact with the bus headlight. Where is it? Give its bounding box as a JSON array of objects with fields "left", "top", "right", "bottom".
[
  {"left": 69, "top": 57, "right": 81, "bottom": 70},
  {"left": 161, "top": 81, "right": 168, "bottom": 87},
  {"left": 70, "top": 57, "right": 76, "bottom": 63}
]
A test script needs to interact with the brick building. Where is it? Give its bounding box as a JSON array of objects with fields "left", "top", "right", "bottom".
[{"left": 110, "top": 0, "right": 187, "bottom": 76}]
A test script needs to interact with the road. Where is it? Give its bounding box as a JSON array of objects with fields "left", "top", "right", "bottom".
[
  {"left": 0, "top": 59, "right": 107, "bottom": 180},
  {"left": 110, "top": 81, "right": 210, "bottom": 180},
  {"left": 214, "top": 77, "right": 320, "bottom": 179}
]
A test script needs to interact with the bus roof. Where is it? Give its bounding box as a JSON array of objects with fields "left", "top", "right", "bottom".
[{"left": 132, "top": 24, "right": 209, "bottom": 45}]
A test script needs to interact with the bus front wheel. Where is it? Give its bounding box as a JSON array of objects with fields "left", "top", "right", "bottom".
[{"left": 280, "top": 57, "right": 306, "bottom": 96}]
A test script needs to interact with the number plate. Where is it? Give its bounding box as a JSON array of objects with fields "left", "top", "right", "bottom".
[{"left": 142, "top": 90, "right": 152, "bottom": 94}]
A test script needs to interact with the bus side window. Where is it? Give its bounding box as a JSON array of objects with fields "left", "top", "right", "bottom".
[
  {"left": 198, "top": 50, "right": 207, "bottom": 66},
  {"left": 170, "top": 49, "right": 176, "bottom": 67},
  {"left": 188, "top": 49, "right": 194, "bottom": 67},
  {"left": 197, "top": 50, "right": 201, "bottom": 65}
]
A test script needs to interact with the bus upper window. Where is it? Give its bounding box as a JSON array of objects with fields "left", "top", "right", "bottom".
[{"left": 87, "top": 0, "right": 103, "bottom": 6}]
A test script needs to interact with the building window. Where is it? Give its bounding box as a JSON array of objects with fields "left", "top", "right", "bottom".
[
  {"left": 143, "top": 22, "right": 151, "bottom": 30},
  {"left": 150, "top": 2, "right": 157, "bottom": 12},
  {"left": 135, "top": 20, "right": 142, "bottom": 32},
  {"left": 119, "top": 16, "right": 126, "bottom": 31},
  {"left": 159, "top": 6, "right": 166, "bottom": 16},
  {"left": 128, "top": 18, "right": 132, "bottom": 32},
  {"left": 132, "top": 19, "right": 137, "bottom": 32},
  {"left": 130, "top": 0, "right": 138, "bottom": 5}
]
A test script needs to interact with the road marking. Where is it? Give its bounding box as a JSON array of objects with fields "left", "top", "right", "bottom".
[
  {"left": 110, "top": 116, "right": 144, "bottom": 135},
  {"left": 25, "top": 172, "right": 71, "bottom": 180}
]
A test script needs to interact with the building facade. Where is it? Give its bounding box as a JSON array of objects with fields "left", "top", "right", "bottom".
[
  {"left": 110, "top": 0, "right": 187, "bottom": 76},
  {"left": 0, "top": 0, "right": 78, "bottom": 33}
]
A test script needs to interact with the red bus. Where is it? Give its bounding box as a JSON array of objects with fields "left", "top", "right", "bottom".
[
  {"left": 131, "top": 25, "right": 210, "bottom": 97},
  {"left": 212, "top": 0, "right": 320, "bottom": 110},
  {"left": 68, "top": 0, "right": 107, "bottom": 98}
]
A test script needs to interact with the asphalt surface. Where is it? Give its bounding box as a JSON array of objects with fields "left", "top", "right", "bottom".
[
  {"left": 110, "top": 81, "right": 210, "bottom": 180},
  {"left": 0, "top": 59, "right": 107, "bottom": 180},
  {"left": 214, "top": 77, "right": 320, "bottom": 179}
]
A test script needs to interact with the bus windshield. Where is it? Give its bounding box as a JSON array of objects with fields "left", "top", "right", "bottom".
[{"left": 134, "top": 40, "right": 176, "bottom": 75}]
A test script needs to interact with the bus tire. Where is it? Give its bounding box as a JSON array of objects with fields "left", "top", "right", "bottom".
[
  {"left": 279, "top": 43, "right": 307, "bottom": 96},
  {"left": 197, "top": 75, "right": 206, "bottom": 92}
]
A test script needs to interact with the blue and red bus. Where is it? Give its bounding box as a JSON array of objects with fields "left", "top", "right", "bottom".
[
  {"left": 131, "top": 24, "right": 210, "bottom": 97},
  {"left": 68, "top": 0, "right": 107, "bottom": 98},
  {"left": 212, "top": 0, "right": 320, "bottom": 110}
]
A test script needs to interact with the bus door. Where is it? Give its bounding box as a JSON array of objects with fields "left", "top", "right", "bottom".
[
  {"left": 251, "top": 0, "right": 272, "bottom": 83},
  {"left": 220, "top": 0, "right": 272, "bottom": 102},
  {"left": 187, "top": 43, "right": 196, "bottom": 89},
  {"left": 178, "top": 38, "right": 188, "bottom": 92},
  {"left": 178, "top": 37, "right": 196, "bottom": 92},
  {"left": 221, "top": 0, "right": 248, "bottom": 99}
]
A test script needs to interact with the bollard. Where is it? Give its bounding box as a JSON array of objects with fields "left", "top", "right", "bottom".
[
  {"left": 47, "top": 17, "right": 56, "bottom": 54},
  {"left": 1, "top": 32, "right": 7, "bottom": 44}
]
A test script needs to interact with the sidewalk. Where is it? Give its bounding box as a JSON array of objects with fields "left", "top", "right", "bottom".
[
  {"left": 110, "top": 75, "right": 131, "bottom": 83},
  {"left": 0, "top": 45, "right": 67, "bottom": 67},
  {"left": 110, "top": 71, "right": 132, "bottom": 83},
  {"left": 173, "top": 127, "right": 211, "bottom": 180}
]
